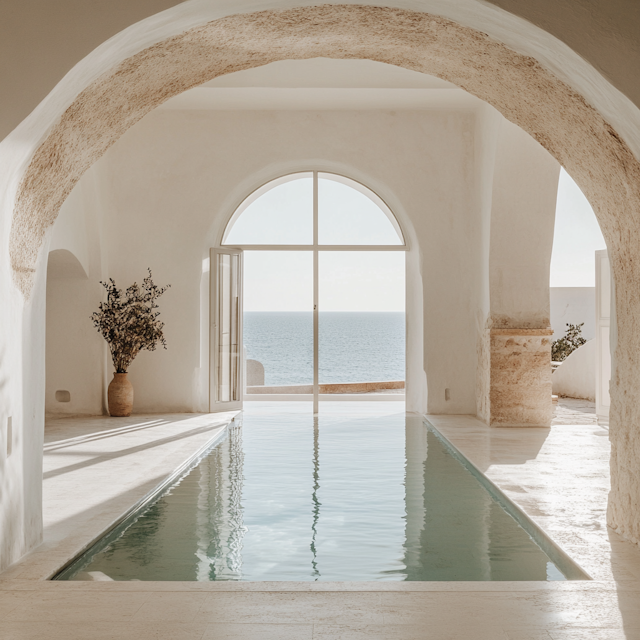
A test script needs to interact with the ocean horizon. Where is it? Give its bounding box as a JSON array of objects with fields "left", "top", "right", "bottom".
[{"left": 243, "top": 311, "right": 405, "bottom": 386}]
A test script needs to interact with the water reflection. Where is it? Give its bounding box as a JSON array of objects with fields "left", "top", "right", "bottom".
[
  {"left": 402, "top": 422, "right": 550, "bottom": 581},
  {"left": 70, "top": 412, "right": 564, "bottom": 581},
  {"left": 310, "top": 416, "right": 321, "bottom": 579},
  {"left": 197, "top": 419, "right": 246, "bottom": 580}
]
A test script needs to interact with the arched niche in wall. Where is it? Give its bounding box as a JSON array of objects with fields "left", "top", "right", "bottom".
[
  {"left": 47, "top": 249, "right": 88, "bottom": 281},
  {"left": 45, "top": 249, "right": 102, "bottom": 417}
]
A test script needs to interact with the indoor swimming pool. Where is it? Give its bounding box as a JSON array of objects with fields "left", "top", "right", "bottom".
[{"left": 56, "top": 406, "right": 586, "bottom": 581}]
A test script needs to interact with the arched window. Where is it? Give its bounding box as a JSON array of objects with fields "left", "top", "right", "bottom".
[
  {"left": 223, "top": 172, "right": 404, "bottom": 247},
  {"left": 213, "top": 172, "right": 406, "bottom": 412}
]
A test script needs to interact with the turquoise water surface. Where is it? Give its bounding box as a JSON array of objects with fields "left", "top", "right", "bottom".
[{"left": 62, "top": 406, "right": 570, "bottom": 581}]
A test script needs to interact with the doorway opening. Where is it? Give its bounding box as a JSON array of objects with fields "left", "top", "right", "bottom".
[
  {"left": 211, "top": 172, "right": 407, "bottom": 412},
  {"left": 549, "top": 168, "right": 609, "bottom": 425}
]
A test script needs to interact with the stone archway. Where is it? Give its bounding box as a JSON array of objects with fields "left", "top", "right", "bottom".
[{"left": 10, "top": 5, "right": 640, "bottom": 543}]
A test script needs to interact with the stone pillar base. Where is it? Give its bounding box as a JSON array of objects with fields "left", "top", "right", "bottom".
[{"left": 489, "top": 328, "right": 553, "bottom": 427}]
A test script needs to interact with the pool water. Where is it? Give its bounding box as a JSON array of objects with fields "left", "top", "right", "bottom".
[{"left": 61, "top": 408, "right": 573, "bottom": 581}]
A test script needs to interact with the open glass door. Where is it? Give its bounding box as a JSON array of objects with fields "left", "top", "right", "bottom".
[{"left": 210, "top": 248, "right": 243, "bottom": 412}]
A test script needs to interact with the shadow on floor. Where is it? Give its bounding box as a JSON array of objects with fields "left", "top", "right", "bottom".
[{"left": 44, "top": 421, "right": 225, "bottom": 480}]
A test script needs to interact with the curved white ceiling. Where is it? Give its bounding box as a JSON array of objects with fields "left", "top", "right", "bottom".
[{"left": 160, "top": 58, "right": 479, "bottom": 111}]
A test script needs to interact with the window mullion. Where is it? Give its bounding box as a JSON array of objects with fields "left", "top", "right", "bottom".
[{"left": 313, "top": 171, "right": 319, "bottom": 414}]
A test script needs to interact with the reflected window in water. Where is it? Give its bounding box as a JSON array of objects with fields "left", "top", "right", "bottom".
[{"left": 64, "top": 411, "right": 569, "bottom": 581}]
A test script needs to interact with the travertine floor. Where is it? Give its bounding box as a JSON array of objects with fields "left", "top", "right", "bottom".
[
  {"left": 552, "top": 398, "right": 598, "bottom": 426},
  {"left": 1, "top": 412, "right": 235, "bottom": 581},
  {"left": 1, "top": 401, "right": 640, "bottom": 640}
]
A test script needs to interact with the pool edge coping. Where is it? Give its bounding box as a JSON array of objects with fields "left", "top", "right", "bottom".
[
  {"left": 422, "top": 416, "right": 593, "bottom": 581},
  {"left": 49, "top": 420, "right": 233, "bottom": 581}
]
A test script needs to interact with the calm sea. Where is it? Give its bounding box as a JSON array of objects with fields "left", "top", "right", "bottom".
[{"left": 243, "top": 312, "right": 405, "bottom": 385}]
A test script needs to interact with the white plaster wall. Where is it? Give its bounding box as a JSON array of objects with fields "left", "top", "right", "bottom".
[
  {"left": 474, "top": 110, "right": 559, "bottom": 422},
  {"left": 45, "top": 169, "right": 108, "bottom": 417},
  {"left": 84, "top": 105, "right": 558, "bottom": 417},
  {"left": 91, "top": 108, "right": 482, "bottom": 414},
  {"left": 550, "top": 287, "right": 596, "bottom": 342},
  {"left": 552, "top": 339, "right": 596, "bottom": 401},
  {"left": 405, "top": 240, "right": 427, "bottom": 414},
  {"left": 473, "top": 103, "right": 502, "bottom": 423},
  {"left": 489, "top": 120, "right": 560, "bottom": 329},
  {"left": 45, "top": 262, "right": 105, "bottom": 417},
  {"left": 596, "top": 250, "right": 612, "bottom": 425},
  {"left": 48, "top": 185, "right": 90, "bottom": 278},
  {"left": 52, "top": 104, "right": 559, "bottom": 418},
  {"left": 0, "top": 257, "right": 46, "bottom": 574},
  {"left": 3, "top": 0, "right": 640, "bottom": 161}
]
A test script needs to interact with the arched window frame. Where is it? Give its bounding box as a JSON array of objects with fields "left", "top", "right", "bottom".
[
  {"left": 218, "top": 171, "right": 407, "bottom": 412},
  {"left": 222, "top": 171, "right": 406, "bottom": 249}
]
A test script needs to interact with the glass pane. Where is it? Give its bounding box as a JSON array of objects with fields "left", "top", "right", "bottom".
[
  {"left": 243, "top": 252, "right": 313, "bottom": 394},
  {"left": 217, "top": 253, "right": 240, "bottom": 402},
  {"left": 225, "top": 175, "right": 313, "bottom": 245},
  {"left": 319, "top": 252, "right": 405, "bottom": 394},
  {"left": 318, "top": 175, "right": 403, "bottom": 245}
]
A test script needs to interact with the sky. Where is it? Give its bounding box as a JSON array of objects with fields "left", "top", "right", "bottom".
[
  {"left": 235, "top": 177, "right": 406, "bottom": 312},
  {"left": 550, "top": 168, "right": 606, "bottom": 287},
  {"left": 243, "top": 250, "right": 406, "bottom": 312},
  {"left": 237, "top": 168, "right": 603, "bottom": 312}
]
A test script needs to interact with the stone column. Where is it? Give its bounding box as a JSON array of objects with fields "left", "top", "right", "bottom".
[{"left": 488, "top": 328, "right": 553, "bottom": 427}]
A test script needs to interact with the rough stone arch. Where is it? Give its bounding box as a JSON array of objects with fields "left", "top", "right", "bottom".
[{"left": 9, "top": 5, "right": 640, "bottom": 542}]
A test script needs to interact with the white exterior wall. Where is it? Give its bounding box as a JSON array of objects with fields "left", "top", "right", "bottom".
[
  {"left": 550, "top": 287, "right": 596, "bottom": 342},
  {"left": 552, "top": 339, "right": 596, "bottom": 401}
]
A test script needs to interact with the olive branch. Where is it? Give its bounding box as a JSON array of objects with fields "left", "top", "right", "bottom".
[{"left": 91, "top": 269, "right": 170, "bottom": 373}]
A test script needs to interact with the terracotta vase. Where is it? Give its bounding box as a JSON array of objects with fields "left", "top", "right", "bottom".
[{"left": 108, "top": 373, "right": 133, "bottom": 417}]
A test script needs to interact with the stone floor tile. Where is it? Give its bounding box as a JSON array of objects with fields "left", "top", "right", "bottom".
[
  {"left": 3, "top": 590, "right": 149, "bottom": 622},
  {"left": 2, "top": 405, "right": 639, "bottom": 640},
  {"left": 202, "top": 623, "right": 313, "bottom": 639},
  {"left": 197, "top": 592, "right": 384, "bottom": 625},
  {"left": 548, "top": 629, "right": 639, "bottom": 640},
  {"left": 380, "top": 589, "right": 627, "bottom": 630},
  {"left": 471, "top": 591, "right": 629, "bottom": 629},
  {"left": 504, "top": 632, "right": 553, "bottom": 640},
  {"left": 131, "top": 591, "right": 210, "bottom": 620},
  {"left": 0, "top": 592, "right": 23, "bottom": 616},
  {"left": 313, "top": 623, "right": 507, "bottom": 639},
  {"left": 0, "top": 622, "right": 208, "bottom": 640}
]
